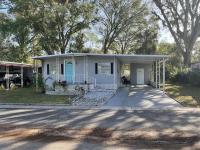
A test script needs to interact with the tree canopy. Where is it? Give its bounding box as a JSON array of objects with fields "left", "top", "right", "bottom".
[
  {"left": 1, "top": 0, "right": 199, "bottom": 68},
  {"left": 153, "top": 0, "right": 200, "bottom": 66}
]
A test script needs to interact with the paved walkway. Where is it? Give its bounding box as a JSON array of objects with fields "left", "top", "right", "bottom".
[{"left": 103, "top": 86, "right": 182, "bottom": 109}]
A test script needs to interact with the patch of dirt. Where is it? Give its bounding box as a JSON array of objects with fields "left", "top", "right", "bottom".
[{"left": 0, "top": 126, "right": 200, "bottom": 147}]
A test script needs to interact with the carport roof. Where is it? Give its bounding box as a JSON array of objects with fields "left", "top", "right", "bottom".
[
  {"left": 0, "top": 61, "right": 32, "bottom": 67},
  {"left": 32, "top": 53, "right": 169, "bottom": 63}
]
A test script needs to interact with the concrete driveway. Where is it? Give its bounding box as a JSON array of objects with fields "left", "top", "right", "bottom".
[{"left": 103, "top": 85, "right": 182, "bottom": 109}]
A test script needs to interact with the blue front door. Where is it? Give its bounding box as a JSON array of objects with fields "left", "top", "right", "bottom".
[{"left": 65, "top": 61, "right": 73, "bottom": 83}]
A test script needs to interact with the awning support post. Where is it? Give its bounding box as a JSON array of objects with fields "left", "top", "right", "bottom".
[
  {"left": 86, "top": 56, "right": 88, "bottom": 83},
  {"left": 6, "top": 66, "right": 9, "bottom": 90},
  {"left": 21, "top": 66, "right": 23, "bottom": 88},
  {"left": 159, "top": 59, "right": 161, "bottom": 89},
  {"left": 35, "top": 60, "right": 39, "bottom": 92},
  {"left": 156, "top": 60, "right": 157, "bottom": 88},
  {"left": 56, "top": 57, "right": 59, "bottom": 81},
  {"left": 84, "top": 56, "right": 86, "bottom": 83},
  {"left": 113, "top": 56, "right": 116, "bottom": 89},
  {"left": 163, "top": 58, "right": 166, "bottom": 92}
]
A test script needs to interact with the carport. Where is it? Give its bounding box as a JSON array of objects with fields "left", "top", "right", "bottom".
[
  {"left": 116, "top": 55, "right": 168, "bottom": 92},
  {"left": 0, "top": 61, "right": 32, "bottom": 90}
]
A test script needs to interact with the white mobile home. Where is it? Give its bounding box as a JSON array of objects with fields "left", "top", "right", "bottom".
[{"left": 33, "top": 53, "right": 168, "bottom": 93}]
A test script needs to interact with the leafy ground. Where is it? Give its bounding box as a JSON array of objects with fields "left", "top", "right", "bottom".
[
  {"left": 0, "top": 87, "right": 72, "bottom": 104},
  {"left": 165, "top": 83, "right": 200, "bottom": 107}
]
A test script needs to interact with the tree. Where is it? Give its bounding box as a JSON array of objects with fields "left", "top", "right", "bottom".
[
  {"left": 134, "top": 21, "right": 158, "bottom": 55},
  {"left": 33, "top": 0, "right": 95, "bottom": 54},
  {"left": 98, "top": 0, "right": 148, "bottom": 54},
  {"left": 69, "top": 33, "right": 85, "bottom": 53},
  {"left": 153, "top": 0, "right": 200, "bottom": 66}
]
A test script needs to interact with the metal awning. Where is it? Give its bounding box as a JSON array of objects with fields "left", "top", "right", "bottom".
[{"left": 32, "top": 53, "right": 169, "bottom": 62}]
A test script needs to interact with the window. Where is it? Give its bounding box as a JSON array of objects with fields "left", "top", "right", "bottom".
[
  {"left": 96, "top": 62, "right": 113, "bottom": 75},
  {"left": 47, "top": 64, "right": 49, "bottom": 75},
  {"left": 111, "top": 62, "right": 113, "bottom": 74},
  {"left": 61, "top": 64, "right": 64, "bottom": 75}
]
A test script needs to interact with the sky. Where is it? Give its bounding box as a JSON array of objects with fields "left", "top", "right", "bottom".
[{"left": 158, "top": 27, "right": 174, "bottom": 43}]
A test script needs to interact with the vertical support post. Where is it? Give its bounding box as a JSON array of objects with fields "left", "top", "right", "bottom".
[
  {"left": 159, "top": 59, "right": 161, "bottom": 89},
  {"left": 56, "top": 57, "right": 59, "bottom": 82},
  {"left": 84, "top": 56, "right": 86, "bottom": 83},
  {"left": 6, "top": 65, "right": 9, "bottom": 90},
  {"left": 113, "top": 56, "right": 116, "bottom": 89},
  {"left": 72, "top": 56, "right": 75, "bottom": 84},
  {"left": 163, "top": 59, "right": 165, "bottom": 92},
  {"left": 86, "top": 56, "right": 88, "bottom": 83},
  {"left": 156, "top": 60, "right": 157, "bottom": 88},
  {"left": 35, "top": 60, "right": 39, "bottom": 92},
  {"left": 21, "top": 66, "right": 23, "bottom": 88},
  {"left": 152, "top": 62, "right": 154, "bottom": 82},
  {"left": 58, "top": 56, "right": 60, "bottom": 81}
]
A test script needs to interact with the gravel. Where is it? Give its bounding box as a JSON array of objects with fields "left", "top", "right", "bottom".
[{"left": 72, "top": 90, "right": 115, "bottom": 106}]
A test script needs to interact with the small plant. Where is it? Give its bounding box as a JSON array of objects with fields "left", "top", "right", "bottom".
[
  {"left": 0, "top": 84, "right": 5, "bottom": 90},
  {"left": 33, "top": 74, "right": 45, "bottom": 93}
]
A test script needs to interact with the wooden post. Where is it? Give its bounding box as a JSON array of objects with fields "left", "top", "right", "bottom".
[
  {"left": 163, "top": 59, "right": 166, "bottom": 92},
  {"left": 21, "top": 66, "right": 23, "bottom": 88}
]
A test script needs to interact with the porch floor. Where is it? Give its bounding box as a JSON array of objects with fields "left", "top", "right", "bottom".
[{"left": 103, "top": 85, "right": 182, "bottom": 109}]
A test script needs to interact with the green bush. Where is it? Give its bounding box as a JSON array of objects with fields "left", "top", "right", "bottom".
[
  {"left": 33, "top": 73, "right": 45, "bottom": 92},
  {"left": 188, "top": 70, "right": 200, "bottom": 86},
  {"left": 169, "top": 68, "right": 200, "bottom": 86}
]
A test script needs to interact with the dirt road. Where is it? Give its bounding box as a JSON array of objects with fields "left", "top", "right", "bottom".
[{"left": 1, "top": 108, "right": 200, "bottom": 149}]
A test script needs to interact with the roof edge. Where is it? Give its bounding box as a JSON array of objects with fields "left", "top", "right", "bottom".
[{"left": 32, "top": 53, "right": 169, "bottom": 60}]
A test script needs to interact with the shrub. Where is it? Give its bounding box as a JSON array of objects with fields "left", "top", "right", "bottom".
[
  {"left": 169, "top": 68, "right": 200, "bottom": 87},
  {"left": 188, "top": 70, "right": 200, "bottom": 86},
  {"left": 33, "top": 73, "right": 45, "bottom": 92}
]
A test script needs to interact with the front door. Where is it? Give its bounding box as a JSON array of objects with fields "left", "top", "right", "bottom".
[
  {"left": 136, "top": 68, "right": 144, "bottom": 85},
  {"left": 65, "top": 61, "right": 74, "bottom": 83}
]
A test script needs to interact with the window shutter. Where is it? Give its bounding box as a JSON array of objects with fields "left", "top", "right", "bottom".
[
  {"left": 47, "top": 64, "right": 49, "bottom": 75},
  {"left": 111, "top": 62, "right": 113, "bottom": 74},
  {"left": 61, "top": 64, "right": 64, "bottom": 75},
  {"left": 95, "top": 63, "right": 98, "bottom": 74}
]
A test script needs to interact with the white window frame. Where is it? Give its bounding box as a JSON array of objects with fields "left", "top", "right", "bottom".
[{"left": 97, "top": 62, "right": 112, "bottom": 75}]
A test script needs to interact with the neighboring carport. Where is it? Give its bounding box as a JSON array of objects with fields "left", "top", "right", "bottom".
[
  {"left": 103, "top": 86, "right": 182, "bottom": 109},
  {"left": 0, "top": 61, "right": 32, "bottom": 90}
]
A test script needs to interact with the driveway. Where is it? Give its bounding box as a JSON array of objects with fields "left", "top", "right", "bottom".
[{"left": 103, "top": 85, "right": 182, "bottom": 109}]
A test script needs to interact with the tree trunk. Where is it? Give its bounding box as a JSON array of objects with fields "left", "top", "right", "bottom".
[
  {"left": 183, "top": 51, "right": 191, "bottom": 67},
  {"left": 60, "top": 47, "right": 65, "bottom": 54},
  {"left": 102, "top": 43, "right": 108, "bottom": 54}
]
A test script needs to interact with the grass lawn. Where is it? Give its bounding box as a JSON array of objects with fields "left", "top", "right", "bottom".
[
  {"left": 0, "top": 87, "right": 72, "bottom": 104},
  {"left": 165, "top": 83, "right": 200, "bottom": 107}
]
